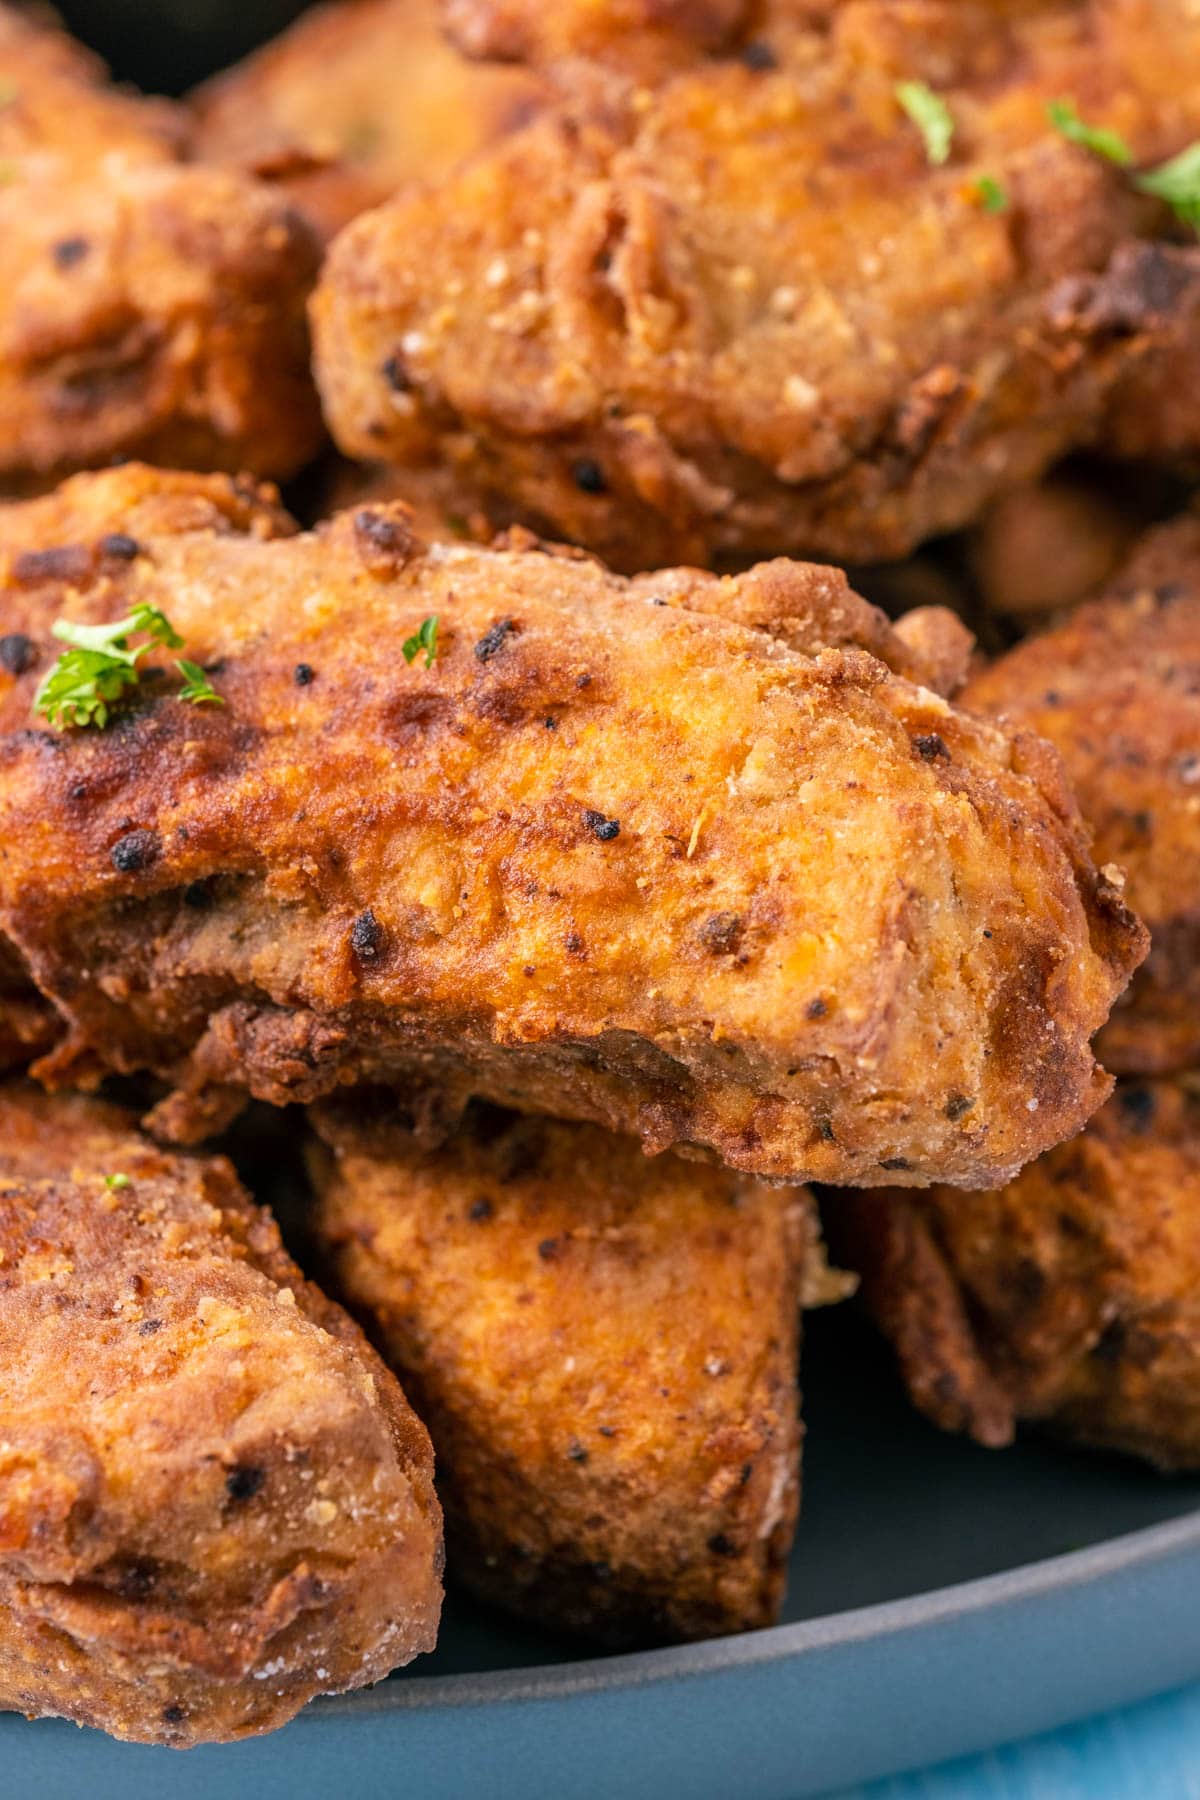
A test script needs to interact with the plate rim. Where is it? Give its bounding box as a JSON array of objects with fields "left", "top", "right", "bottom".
[{"left": 314, "top": 1504, "right": 1200, "bottom": 1716}]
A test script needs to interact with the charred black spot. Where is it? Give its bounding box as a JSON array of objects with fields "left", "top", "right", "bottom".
[
  {"left": 1131, "top": 809, "right": 1153, "bottom": 836},
  {"left": 225, "top": 1464, "right": 266, "bottom": 1503},
  {"left": 99, "top": 532, "right": 140, "bottom": 561},
  {"left": 913, "top": 733, "right": 950, "bottom": 762},
  {"left": 162, "top": 1705, "right": 187, "bottom": 1726},
  {"left": 115, "top": 1558, "right": 159, "bottom": 1600},
  {"left": 468, "top": 1197, "right": 494, "bottom": 1223},
  {"left": 816, "top": 1117, "right": 836, "bottom": 1142},
  {"left": 351, "top": 908, "right": 386, "bottom": 962},
  {"left": 474, "top": 617, "right": 516, "bottom": 662},
  {"left": 806, "top": 996, "right": 828, "bottom": 1020},
  {"left": 0, "top": 633, "right": 34, "bottom": 675},
  {"left": 740, "top": 40, "right": 777, "bottom": 69},
  {"left": 138, "top": 1318, "right": 163, "bottom": 1336},
  {"left": 699, "top": 912, "right": 743, "bottom": 955},
  {"left": 538, "top": 1236, "right": 563, "bottom": 1262},
  {"left": 572, "top": 458, "right": 607, "bottom": 495},
  {"left": 565, "top": 929, "right": 587, "bottom": 957},
  {"left": 881, "top": 1157, "right": 913, "bottom": 1172},
  {"left": 567, "top": 1440, "right": 589, "bottom": 1464},
  {"left": 293, "top": 662, "right": 315, "bottom": 686},
  {"left": 52, "top": 236, "right": 90, "bottom": 269},
  {"left": 381, "top": 351, "right": 411, "bottom": 392},
  {"left": 708, "top": 1533, "right": 738, "bottom": 1558},
  {"left": 110, "top": 829, "right": 160, "bottom": 875},
  {"left": 1117, "top": 1085, "right": 1156, "bottom": 1132},
  {"left": 598, "top": 1425, "right": 617, "bottom": 1438},
  {"left": 544, "top": 715, "right": 558, "bottom": 730},
  {"left": 945, "top": 1093, "right": 975, "bottom": 1122},
  {"left": 583, "top": 808, "right": 620, "bottom": 841}
]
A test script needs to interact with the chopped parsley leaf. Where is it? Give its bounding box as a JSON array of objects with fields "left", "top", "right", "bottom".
[
  {"left": 1136, "top": 141, "right": 1200, "bottom": 233},
  {"left": 402, "top": 614, "right": 439, "bottom": 670},
  {"left": 895, "top": 81, "right": 954, "bottom": 166},
  {"left": 175, "top": 659, "right": 224, "bottom": 706},
  {"left": 1046, "top": 98, "right": 1132, "bottom": 166}
]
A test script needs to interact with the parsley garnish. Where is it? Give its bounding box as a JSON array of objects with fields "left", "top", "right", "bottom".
[
  {"left": 104, "top": 1173, "right": 130, "bottom": 1191},
  {"left": 1136, "top": 141, "right": 1200, "bottom": 233},
  {"left": 974, "top": 175, "right": 1009, "bottom": 214},
  {"left": 1046, "top": 99, "right": 1132, "bottom": 166},
  {"left": 402, "top": 614, "right": 439, "bottom": 669},
  {"left": 895, "top": 81, "right": 954, "bottom": 166},
  {"left": 34, "top": 604, "right": 222, "bottom": 729},
  {"left": 176, "top": 659, "right": 224, "bottom": 707}
]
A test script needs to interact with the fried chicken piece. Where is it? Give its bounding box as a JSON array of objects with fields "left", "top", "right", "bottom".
[
  {"left": 0, "top": 4, "right": 323, "bottom": 487},
  {"left": 308, "top": 1095, "right": 840, "bottom": 1643},
  {"left": 966, "top": 467, "right": 1151, "bottom": 623},
  {"left": 962, "top": 513, "right": 1200, "bottom": 1074},
  {"left": 192, "top": 0, "right": 551, "bottom": 245},
  {"left": 0, "top": 468, "right": 1143, "bottom": 1188},
  {"left": 313, "top": 0, "right": 1200, "bottom": 572},
  {"left": 0, "top": 1082, "right": 442, "bottom": 1745},
  {"left": 830, "top": 1077, "right": 1200, "bottom": 1470}
]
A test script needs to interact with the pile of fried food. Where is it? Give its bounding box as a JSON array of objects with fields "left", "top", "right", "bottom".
[{"left": 0, "top": 0, "right": 1198, "bottom": 1749}]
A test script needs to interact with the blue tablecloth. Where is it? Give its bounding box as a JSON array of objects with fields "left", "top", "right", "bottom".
[{"left": 827, "top": 1683, "right": 1200, "bottom": 1798}]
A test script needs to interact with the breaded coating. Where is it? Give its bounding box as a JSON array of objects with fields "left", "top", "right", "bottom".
[
  {"left": 963, "top": 514, "right": 1200, "bottom": 1074},
  {"left": 312, "top": 0, "right": 1200, "bottom": 572},
  {"left": 192, "top": 0, "right": 550, "bottom": 244},
  {"left": 0, "top": 4, "right": 323, "bottom": 487},
  {"left": 0, "top": 469, "right": 1143, "bottom": 1187},
  {"left": 443, "top": 0, "right": 750, "bottom": 76},
  {"left": 0, "top": 1082, "right": 442, "bottom": 1745},
  {"left": 830, "top": 1078, "right": 1200, "bottom": 1471},
  {"left": 966, "top": 468, "right": 1150, "bottom": 624},
  {"left": 308, "top": 1096, "right": 833, "bottom": 1643}
]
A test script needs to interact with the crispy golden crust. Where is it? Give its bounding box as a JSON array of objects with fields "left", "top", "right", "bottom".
[
  {"left": 0, "top": 1082, "right": 442, "bottom": 1745},
  {"left": 963, "top": 514, "right": 1200, "bottom": 1074},
  {"left": 0, "top": 470, "right": 1143, "bottom": 1187},
  {"left": 0, "top": 162, "right": 323, "bottom": 488},
  {"left": 0, "top": 5, "right": 323, "bottom": 486},
  {"left": 308, "top": 1095, "right": 810, "bottom": 1644},
  {"left": 312, "top": 0, "right": 1200, "bottom": 571},
  {"left": 831, "top": 1078, "right": 1200, "bottom": 1470},
  {"left": 192, "top": 0, "right": 550, "bottom": 245},
  {"left": 442, "top": 0, "right": 750, "bottom": 75}
]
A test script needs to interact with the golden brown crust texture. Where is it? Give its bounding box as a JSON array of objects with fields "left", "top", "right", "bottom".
[
  {"left": 308, "top": 1095, "right": 807, "bottom": 1644},
  {"left": 0, "top": 1082, "right": 442, "bottom": 1745},
  {"left": 192, "top": 0, "right": 551, "bottom": 244},
  {"left": 0, "top": 472, "right": 1144, "bottom": 1187},
  {"left": 442, "top": 0, "right": 751, "bottom": 76},
  {"left": 963, "top": 513, "right": 1200, "bottom": 1074},
  {"left": 0, "top": 5, "right": 323, "bottom": 484},
  {"left": 831, "top": 1077, "right": 1200, "bottom": 1470},
  {"left": 312, "top": 1, "right": 1200, "bottom": 570}
]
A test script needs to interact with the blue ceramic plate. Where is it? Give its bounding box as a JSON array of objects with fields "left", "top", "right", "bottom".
[{"left": 8, "top": 1311, "right": 1200, "bottom": 1797}]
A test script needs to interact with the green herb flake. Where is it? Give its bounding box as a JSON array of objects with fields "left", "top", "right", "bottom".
[
  {"left": 1046, "top": 98, "right": 1132, "bottom": 167},
  {"left": 176, "top": 659, "right": 224, "bottom": 706},
  {"left": 1136, "top": 141, "right": 1200, "bottom": 233},
  {"left": 104, "top": 1173, "right": 131, "bottom": 1191},
  {"left": 895, "top": 81, "right": 955, "bottom": 166},
  {"left": 402, "top": 614, "right": 439, "bottom": 670},
  {"left": 974, "top": 175, "right": 1009, "bottom": 214},
  {"left": 34, "top": 603, "right": 217, "bottom": 730}
]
